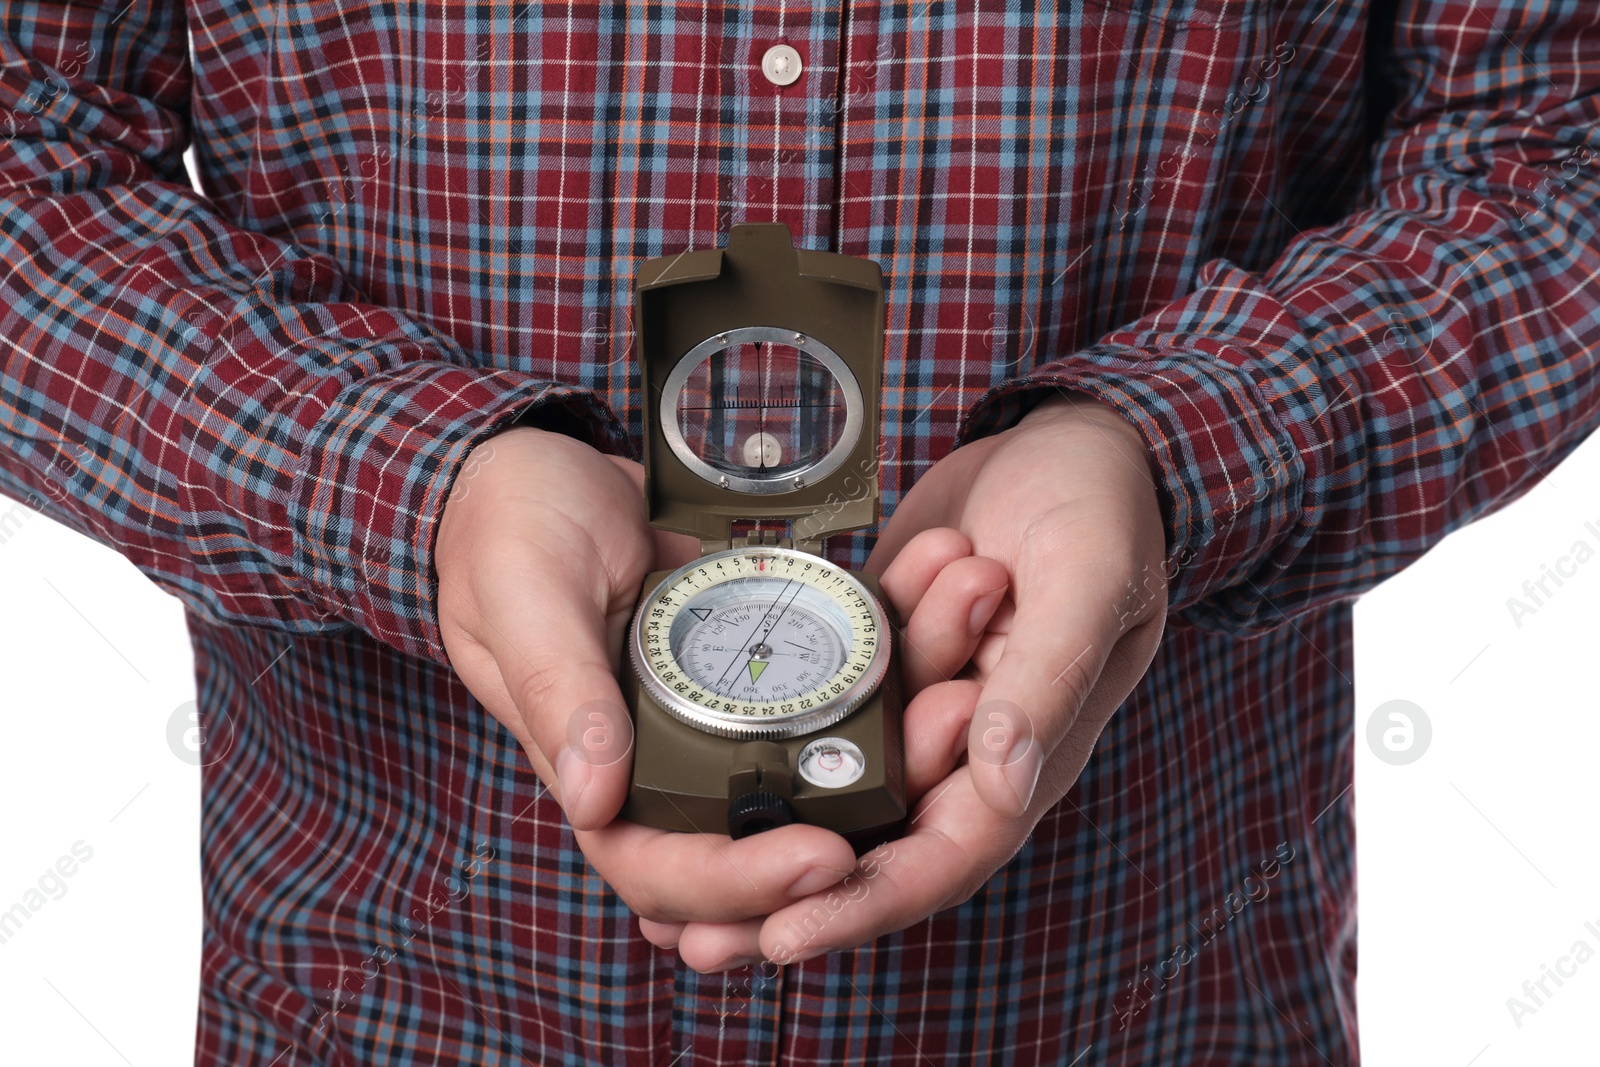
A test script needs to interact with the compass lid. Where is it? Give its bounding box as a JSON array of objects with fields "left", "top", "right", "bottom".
[{"left": 633, "top": 223, "right": 886, "bottom": 548}]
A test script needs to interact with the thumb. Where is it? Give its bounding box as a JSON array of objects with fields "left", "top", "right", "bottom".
[
  {"left": 963, "top": 539, "right": 1124, "bottom": 818},
  {"left": 965, "top": 533, "right": 1165, "bottom": 818},
  {"left": 474, "top": 567, "right": 638, "bottom": 831}
]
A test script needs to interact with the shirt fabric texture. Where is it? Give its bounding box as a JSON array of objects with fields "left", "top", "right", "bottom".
[{"left": 2, "top": 0, "right": 1598, "bottom": 1062}]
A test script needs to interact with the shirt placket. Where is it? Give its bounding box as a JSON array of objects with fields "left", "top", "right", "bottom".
[
  {"left": 671, "top": 9, "right": 846, "bottom": 1062},
  {"left": 724, "top": 0, "right": 842, "bottom": 251}
]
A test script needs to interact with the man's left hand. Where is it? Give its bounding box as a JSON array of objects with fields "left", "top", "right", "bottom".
[{"left": 639, "top": 392, "right": 1170, "bottom": 970}]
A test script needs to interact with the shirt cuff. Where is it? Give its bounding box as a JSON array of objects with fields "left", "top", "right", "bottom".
[
  {"left": 289, "top": 362, "right": 630, "bottom": 665},
  {"left": 954, "top": 342, "right": 1304, "bottom": 628}
]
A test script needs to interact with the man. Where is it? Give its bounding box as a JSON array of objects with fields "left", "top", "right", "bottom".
[{"left": 1, "top": 0, "right": 1595, "bottom": 1062}]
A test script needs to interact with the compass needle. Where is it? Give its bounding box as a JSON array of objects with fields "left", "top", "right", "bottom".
[{"left": 634, "top": 553, "right": 882, "bottom": 736}]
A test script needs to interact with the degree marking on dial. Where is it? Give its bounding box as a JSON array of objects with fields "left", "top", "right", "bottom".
[
  {"left": 711, "top": 576, "right": 801, "bottom": 691},
  {"left": 643, "top": 551, "right": 882, "bottom": 717}
]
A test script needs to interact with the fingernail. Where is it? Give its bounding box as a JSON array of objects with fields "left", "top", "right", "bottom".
[
  {"left": 788, "top": 865, "right": 852, "bottom": 897},
  {"left": 967, "top": 587, "right": 1006, "bottom": 636},
  {"left": 1003, "top": 740, "right": 1043, "bottom": 812},
  {"left": 556, "top": 747, "right": 592, "bottom": 824},
  {"left": 717, "top": 954, "right": 763, "bottom": 971}
]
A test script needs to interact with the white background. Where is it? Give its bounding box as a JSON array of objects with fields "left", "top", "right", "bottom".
[{"left": 2, "top": 160, "right": 1597, "bottom": 1067}]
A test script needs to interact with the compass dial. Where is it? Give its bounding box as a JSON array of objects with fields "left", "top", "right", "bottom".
[
  {"left": 672, "top": 581, "right": 848, "bottom": 703},
  {"left": 630, "top": 548, "right": 890, "bottom": 738}
]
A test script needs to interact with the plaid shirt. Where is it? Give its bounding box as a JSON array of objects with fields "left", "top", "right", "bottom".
[{"left": 4, "top": 0, "right": 1598, "bottom": 1061}]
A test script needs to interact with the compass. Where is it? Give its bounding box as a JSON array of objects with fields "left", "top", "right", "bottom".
[
  {"left": 619, "top": 223, "right": 905, "bottom": 848},
  {"left": 632, "top": 547, "right": 889, "bottom": 738}
]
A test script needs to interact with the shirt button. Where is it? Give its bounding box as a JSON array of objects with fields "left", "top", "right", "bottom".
[{"left": 761, "top": 44, "right": 803, "bottom": 86}]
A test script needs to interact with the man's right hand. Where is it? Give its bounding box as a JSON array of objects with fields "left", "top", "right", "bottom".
[{"left": 433, "top": 425, "right": 868, "bottom": 942}]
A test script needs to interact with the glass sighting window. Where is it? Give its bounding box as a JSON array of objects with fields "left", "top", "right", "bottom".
[{"left": 661, "top": 326, "right": 864, "bottom": 495}]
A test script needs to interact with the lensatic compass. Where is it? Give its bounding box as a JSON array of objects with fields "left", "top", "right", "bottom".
[{"left": 620, "top": 223, "right": 905, "bottom": 849}]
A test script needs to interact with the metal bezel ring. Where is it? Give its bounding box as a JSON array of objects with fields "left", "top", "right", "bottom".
[{"left": 658, "top": 326, "right": 865, "bottom": 496}]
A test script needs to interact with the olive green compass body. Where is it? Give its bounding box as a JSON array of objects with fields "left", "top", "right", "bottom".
[{"left": 620, "top": 223, "right": 906, "bottom": 849}]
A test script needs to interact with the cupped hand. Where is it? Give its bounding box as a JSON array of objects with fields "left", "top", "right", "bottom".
[
  {"left": 436, "top": 425, "right": 862, "bottom": 927},
  {"left": 643, "top": 393, "right": 1170, "bottom": 969}
]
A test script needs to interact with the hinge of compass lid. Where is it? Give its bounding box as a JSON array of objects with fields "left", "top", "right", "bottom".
[{"left": 699, "top": 529, "right": 823, "bottom": 557}]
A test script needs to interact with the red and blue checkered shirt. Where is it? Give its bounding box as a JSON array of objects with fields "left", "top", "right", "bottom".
[{"left": 4, "top": 0, "right": 1599, "bottom": 1062}]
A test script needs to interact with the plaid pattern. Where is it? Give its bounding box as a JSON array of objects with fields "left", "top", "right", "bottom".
[{"left": 3, "top": 0, "right": 1599, "bottom": 1061}]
